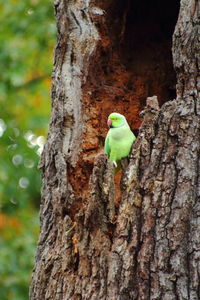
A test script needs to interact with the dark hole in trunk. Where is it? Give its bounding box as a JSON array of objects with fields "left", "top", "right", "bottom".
[
  {"left": 117, "top": 0, "right": 180, "bottom": 106},
  {"left": 86, "top": 0, "right": 180, "bottom": 133}
]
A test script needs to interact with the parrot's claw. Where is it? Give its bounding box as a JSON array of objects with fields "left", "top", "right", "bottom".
[{"left": 113, "top": 161, "right": 117, "bottom": 168}]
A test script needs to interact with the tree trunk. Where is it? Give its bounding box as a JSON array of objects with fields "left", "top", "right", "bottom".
[{"left": 30, "top": 0, "right": 200, "bottom": 299}]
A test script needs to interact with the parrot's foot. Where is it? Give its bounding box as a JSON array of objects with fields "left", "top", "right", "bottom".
[{"left": 113, "top": 161, "right": 117, "bottom": 168}]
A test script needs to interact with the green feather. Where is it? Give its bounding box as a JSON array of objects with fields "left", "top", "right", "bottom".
[
  {"left": 104, "top": 112, "right": 136, "bottom": 169},
  {"left": 104, "top": 134, "right": 111, "bottom": 156}
]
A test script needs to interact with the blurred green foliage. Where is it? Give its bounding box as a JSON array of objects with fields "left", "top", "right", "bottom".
[
  {"left": 0, "top": 210, "right": 39, "bottom": 300},
  {"left": 0, "top": 0, "right": 55, "bottom": 299}
]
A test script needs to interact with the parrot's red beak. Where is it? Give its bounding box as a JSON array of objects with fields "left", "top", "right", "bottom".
[{"left": 107, "top": 118, "right": 112, "bottom": 127}]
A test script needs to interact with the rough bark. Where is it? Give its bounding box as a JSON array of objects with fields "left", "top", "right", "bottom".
[{"left": 30, "top": 0, "right": 200, "bottom": 299}]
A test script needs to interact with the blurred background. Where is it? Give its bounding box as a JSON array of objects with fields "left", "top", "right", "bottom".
[{"left": 0, "top": 1, "right": 56, "bottom": 299}]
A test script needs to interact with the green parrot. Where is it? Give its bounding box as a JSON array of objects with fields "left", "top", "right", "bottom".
[{"left": 104, "top": 112, "right": 136, "bottom": 168}]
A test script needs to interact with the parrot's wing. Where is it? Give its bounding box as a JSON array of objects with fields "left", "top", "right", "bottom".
[{"left": 104, "top": 133, "right": 110, "bottom": 156}]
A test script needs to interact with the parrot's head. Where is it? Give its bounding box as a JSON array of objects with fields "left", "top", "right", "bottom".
[{"left": 107, "top": 112, "right": 127, "bottom": 128}]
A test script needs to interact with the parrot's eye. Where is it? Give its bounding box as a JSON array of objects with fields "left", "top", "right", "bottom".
[{"left": 113, "top": 118, "right": 118, "bottom": 120}]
